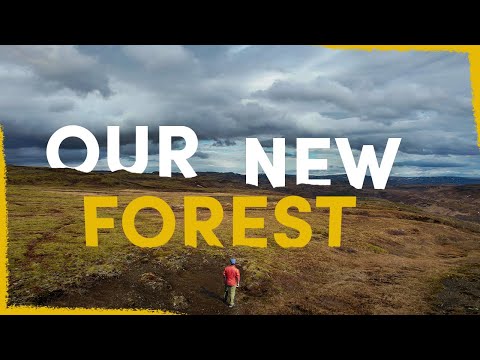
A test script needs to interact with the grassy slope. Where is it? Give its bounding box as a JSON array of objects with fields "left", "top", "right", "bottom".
[{"left": 6, "top": 166, "right": 480, "bottom": 314}]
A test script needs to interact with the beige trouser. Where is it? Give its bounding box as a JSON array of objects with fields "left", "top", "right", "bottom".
[{"left": 224, "top": 285, "right": 236, "bottom": 306}]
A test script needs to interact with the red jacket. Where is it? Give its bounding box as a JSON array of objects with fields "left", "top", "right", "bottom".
[{"left": 223, "top": 265, "right": 240, "bottom": 286}]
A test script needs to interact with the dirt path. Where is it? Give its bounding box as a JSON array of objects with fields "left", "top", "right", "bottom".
[
  {"left": 432, "top": 266, "right": 480, "bottom": 314},
  {"left": 46, "top": 253, "right": 248, "bottom": 315}
]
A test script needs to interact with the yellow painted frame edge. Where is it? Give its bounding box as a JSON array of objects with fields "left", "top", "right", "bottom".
[{"left": 1, "top": 45, "right": 479, "bottom": 315}]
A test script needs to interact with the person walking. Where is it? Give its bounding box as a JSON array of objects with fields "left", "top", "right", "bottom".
[{"left": 223, "top": 258, "right": 240, "bottom": 308}]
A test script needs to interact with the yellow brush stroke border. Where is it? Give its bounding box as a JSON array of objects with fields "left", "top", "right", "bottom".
[{"left": 1, "top": 45, "right": 479, "bottom": 315}]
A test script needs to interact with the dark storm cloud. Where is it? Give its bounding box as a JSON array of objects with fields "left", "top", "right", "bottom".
[
  {"left": 212, "top": 139, "right": 237, "bottom": 147},
  {"left": 6, "top": 147, "right": 88, "bottom": 167},
  {"left": 193, "top": 151, "right": 209, "bottom": 159},
  {"left": 254, "top": 77, "right": 471, "bottom": 125},
  {"left": 263, "top": 147, "right": 296, "bottom": 158},
  {"left": 0, "top": 46, "right": 112, "bottom": 97},
  {"left": 0, "top": 45, "right": 477, "bottom": 176}
]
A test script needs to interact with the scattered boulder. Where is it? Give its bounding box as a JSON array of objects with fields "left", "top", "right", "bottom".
[
  {"left": 139, "top": 272, "right": 167, "bottom": 290},
  {"left": 172, "top": 294, "right": 189, "bottom": 310}
]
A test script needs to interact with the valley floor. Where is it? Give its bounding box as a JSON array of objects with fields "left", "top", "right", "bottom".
[{"left": 6, "top": 168, "right": 480, "bottom": 314}]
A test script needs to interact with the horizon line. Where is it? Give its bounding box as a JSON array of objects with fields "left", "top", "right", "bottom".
[{"left": 6, "top": 164, "right": 480, "bottom": 180}]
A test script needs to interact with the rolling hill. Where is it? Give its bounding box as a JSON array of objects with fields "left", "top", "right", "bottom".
[{"left": 5, "top": 165, "right": 480, "bottom": 314}]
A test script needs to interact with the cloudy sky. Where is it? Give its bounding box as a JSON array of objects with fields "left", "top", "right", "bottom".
[{"left": 1, "top": 45, "right": 479, "bottom": 177}]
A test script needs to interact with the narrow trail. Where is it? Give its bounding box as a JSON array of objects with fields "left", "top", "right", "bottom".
[
  {"left": 46, "top": 253, "right": 249, "bottom": 315},
  {"left": 25, "top": 222, "right": 72, "bottom": 262}
]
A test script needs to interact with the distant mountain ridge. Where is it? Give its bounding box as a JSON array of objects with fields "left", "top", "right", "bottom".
[
  {"left": 382, "top": 176, "right": 480, "bottom": 186},
  {"left": 308, "top": 174, "right": 480, "bottom": 187},
  {"left": 10, "top": 165, "right": 480, "bottom": 188},
  {"left": 161, "top": 172, "right": 480, "bottom": 187}
]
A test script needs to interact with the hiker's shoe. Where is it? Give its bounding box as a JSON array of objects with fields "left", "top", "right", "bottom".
[{"left": 228, "top": 304, "right": 234, "bottom": 308}]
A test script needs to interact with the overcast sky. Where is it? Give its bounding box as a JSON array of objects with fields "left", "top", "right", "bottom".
[{"left": 1, "top": 45, "right": 479, "bottom": 177}]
